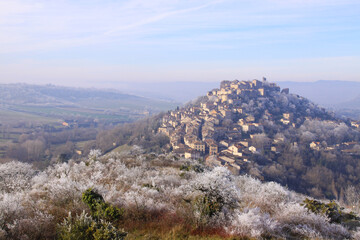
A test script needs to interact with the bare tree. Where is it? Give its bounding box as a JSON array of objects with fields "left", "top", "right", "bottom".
[{"left": 345, "top": 185, "right": 360, "bottom": 214}]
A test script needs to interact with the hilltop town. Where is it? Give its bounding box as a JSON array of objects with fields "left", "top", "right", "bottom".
[{"left": 159, "top": 78, "right": 360, "bottom": 176}]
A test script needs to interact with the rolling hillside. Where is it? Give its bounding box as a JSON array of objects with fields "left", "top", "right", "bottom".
[{"left": 0, "top": 83, "right": 178, "bottom": 124}]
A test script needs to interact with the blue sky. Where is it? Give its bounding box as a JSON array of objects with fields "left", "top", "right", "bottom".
[{"left": 0, "top": 0, "right": 359, "bottom": 86}]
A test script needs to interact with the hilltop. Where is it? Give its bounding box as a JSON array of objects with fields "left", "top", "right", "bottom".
[
  {"left": 111, "top": 80, "right": 360, "bottom": 120},
  {"left": 159, "top": 78, "right": 360, "bottom": 200}
]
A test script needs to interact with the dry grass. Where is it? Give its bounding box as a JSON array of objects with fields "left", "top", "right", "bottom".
[{"left": 116, "top": 207, "right": 250, "bottom": 240}]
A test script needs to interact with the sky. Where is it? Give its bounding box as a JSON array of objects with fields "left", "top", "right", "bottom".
[{"left": 0, "top": 0, "right": 359, "bottom": 87}]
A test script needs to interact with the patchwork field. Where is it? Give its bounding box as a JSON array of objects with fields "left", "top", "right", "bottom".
[{"left": 0, "top": 83, "right": 177, "bottom": 163}]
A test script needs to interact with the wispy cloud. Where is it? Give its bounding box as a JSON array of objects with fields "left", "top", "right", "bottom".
[
  {"left": 104, "top": 0, "right": 225, "bottom": 36},
  {"left": 1, "top": 0, "right": 359, "bottom": 52},
  {"left": 0, "top": 0, "right": 228, "bottom": 53},
  {"left": 0, "top": 0, "right": 41, "bottom": 17},
  {"left": 0, "top": 0, "right": 359, "bottom": 84}
]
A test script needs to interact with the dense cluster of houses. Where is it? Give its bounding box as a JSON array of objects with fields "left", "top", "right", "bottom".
[
  {"left": 309, "top": 140, "right": 360, "bottom": 154},
  {"left": 159, "top": 79, "right": 360, "bottom": 174},
  {"left": 159, "top": 78, "right": 289, "bottom": 174}
]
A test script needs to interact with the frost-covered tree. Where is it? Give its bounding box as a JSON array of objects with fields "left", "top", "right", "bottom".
[
  {"left": 0, "top": 161, "right": 35, "bottom": 192},
  {"left": 0, "top": 148, "right": 358, "bottom": 239}
]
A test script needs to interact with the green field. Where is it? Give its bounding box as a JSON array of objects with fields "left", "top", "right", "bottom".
[
  {"left": 76, "top": 98, "right": 177, "bottom": 112},
  {"left": 4, "top": 104, "right": 152, "bottom": 123},
  {"left": 111, "top": 144, "right": 133, "bottom": 153},
  {"left": 76, "top": 140, "right": 92, "bottom": 149},
  {"left": 0, "top": 108, "right": 60, "bottom": 124}
]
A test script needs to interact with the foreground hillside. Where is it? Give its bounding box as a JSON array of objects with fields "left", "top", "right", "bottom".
[{"left": 1, "top": 147, "right": 359, "bottom": 239}]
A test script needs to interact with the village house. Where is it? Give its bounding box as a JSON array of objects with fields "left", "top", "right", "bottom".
[
  {"left": 233, "top": 107, "right": 243, "bottom": 114},
  {"left": 220, "top": 109, "right": 232, "bottom": 119},
  {"left": 227, "top": 144, "right": 243, "bottom": 156},
  {"left": 241, "top": 123, "right": 259, "bottom": 133},
  {"left": 341, "top": 142, "right": 358, "bottom": 150},
  {"left": 184, "top": 149, "right": 201, "bottom": 159},
  {"left": 219, "top": 155, "right": 235, "bottom": 164},
  {"left": 280, "top": 118, "right": 291, "bottom": 125},
  {"left": 192, "top": 141, "right": 206, "bottom": 153},
  {"left": 252, "top": 79, "right": 263, "bottom": 88},
  {"left": 351, "top": 121, "right": 360, "bottom": 128},
  {"left": 204, "top": 139, "right": 218, "bottom": 155},
  {"left": 249, "top": 146, "right": 257, "bottom": 153},
  {"left": 283, "top": 113, "right": 292, "bottom": 120},
  {"left": 274, "top": 137, "right": 285, "bottom": 143},
  {"left": 173, "top": 146, "right": 189, "bottom": 158},
  {"left": 219, "top": 140, "right": 230, "bottom": 148},
  {"left": 238, "top": 140, "right": 249, "bottom": 147},
  {"left": 246, "top": 115, "right": 255, "bottom": 122},
  {"left": 209, "top": 109, "right": 219, "bottom": 117},
  {"left": 184, "top": 134, "right": 198, "bottom": 147},
  {"left": 158, "top": 126, "right": 174, "bottom": 136},
  {"left": 310, "top": 141, "right": 321, "bottom": 150},
  {"left": 258, "top": 88, "right": 265, "bottom": 96}
]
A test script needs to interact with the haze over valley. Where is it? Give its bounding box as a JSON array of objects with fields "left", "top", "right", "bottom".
[{"left": 101, "top": 79, "right": 360, "bottom": 119}]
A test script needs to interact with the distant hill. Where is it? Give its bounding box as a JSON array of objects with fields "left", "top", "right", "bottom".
[
  {"left": 101, "top": 81, "right": 219, "bottom": 103},
  {"left": 0, "top": 83, "right": 178, "bottom": 124},
  {"left": 277, "top": 80, "right": 360, "bottom": 107},
  {"left": 277, "top": 80, "right": 360, "bottom": 119},
  {"left": 0, "top": 83, "right": 177, "bottom": 109}
]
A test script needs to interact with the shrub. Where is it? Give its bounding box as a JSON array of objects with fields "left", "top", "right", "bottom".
[
  {"left": 82, "top": 188, "right": 124, "bottom": 222},
  {"left": 188, "top": 167, "right": 239, "bottom": 226},
  {"left": 303, "top": 198, "right": 360, "bottom": 229},
  {"left": 180, "top": 164, "right": 204, "bottom": 173},
  {"left": 57, "top": 211, "right": 126, "bottom": 240},
  {"left": 194, "top": 194, "right": 222, "bottom": 220}
]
